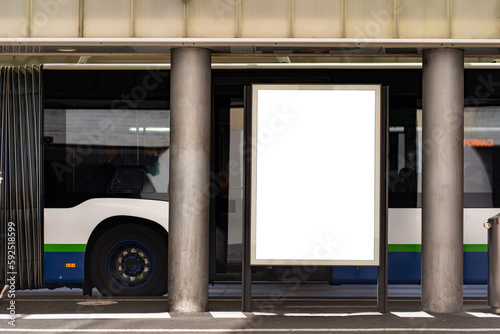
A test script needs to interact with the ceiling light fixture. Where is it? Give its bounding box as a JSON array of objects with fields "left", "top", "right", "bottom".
[{"left": 56, "top": 48, "right": 77, "bottom": 52}]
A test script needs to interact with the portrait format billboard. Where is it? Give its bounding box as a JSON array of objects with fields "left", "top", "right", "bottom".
[{"left": 250, "top": 84, "right": 381, "bottom": 266}]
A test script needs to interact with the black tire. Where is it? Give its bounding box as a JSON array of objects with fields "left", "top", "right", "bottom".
[{"left": 89, "top": 224, "right": 167, "bottom": 296}]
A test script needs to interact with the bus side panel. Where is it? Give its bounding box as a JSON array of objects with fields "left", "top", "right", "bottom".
[
  {"left": 332, "top": 208, "right": 490, "bottom": 284},
  {"left": 332, "top": 251, "right": 486, "bottom": 284},
  {"left": 332, "top": 251, "right": 421, "bottom": 284},
  {"left": 464, "top": 252, "right": 488, "bottom": 284},
  {"left": 44, "top": 251, "right": 85, "bottom": 283},
  {"left": 43, "top": 198, "right": 168, "bottom": 285}
]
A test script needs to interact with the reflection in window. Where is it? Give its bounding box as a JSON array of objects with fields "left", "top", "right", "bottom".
[
  {"left": 389, "top": 107, "right": 500, "bottom": 208},
  {"left": 388, "top": 110, "right": 420, "bottom": 208},
  {"left": 44, "top": 109, "right": 170, "bottom": 207},
  {"left": 227, "top": 107, "right": 244, "bottom": 268},
  {"left": 463, "top": 107, "right": 497, "bottom": 207}
]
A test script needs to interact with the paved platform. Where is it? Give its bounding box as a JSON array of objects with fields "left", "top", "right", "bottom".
[{"left": 0, "top": 284, "right": 497, "bottom": 333}]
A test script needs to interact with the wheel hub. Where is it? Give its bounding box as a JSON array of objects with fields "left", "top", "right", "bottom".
[{"left": 116, "top": 248, "right": 150, "bottom": 282}]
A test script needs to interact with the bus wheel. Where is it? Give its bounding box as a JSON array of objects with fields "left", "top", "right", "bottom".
[{"left": 89, "top": 224, "right": 167, "bottom": 296}]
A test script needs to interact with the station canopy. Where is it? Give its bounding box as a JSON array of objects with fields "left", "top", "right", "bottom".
[{"left": 2, "top": 0, "right": 500, "bottom": 65}]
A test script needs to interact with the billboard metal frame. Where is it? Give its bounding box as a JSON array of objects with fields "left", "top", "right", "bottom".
[
  {"left": 242, "top": 84, "right": 388, "bottom": 312},
  {"left": 249, "top": 84, "right": 382, "bottom": 266}
]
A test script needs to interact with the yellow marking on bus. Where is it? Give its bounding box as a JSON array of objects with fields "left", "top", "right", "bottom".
[{"left": 65, "top": 263, "right": 76, "bottom": 268}]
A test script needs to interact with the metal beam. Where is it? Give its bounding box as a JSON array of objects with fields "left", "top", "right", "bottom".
[{"left": 2, "top": 37, "right": 500, "bottom": 48}]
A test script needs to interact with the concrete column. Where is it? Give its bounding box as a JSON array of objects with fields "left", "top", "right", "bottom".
[
  {"left": 422, "top": 48, "right": 464, "bottom": 313},
  {"left": 168, "top": 47, "right": 211, "bottom": 313}
]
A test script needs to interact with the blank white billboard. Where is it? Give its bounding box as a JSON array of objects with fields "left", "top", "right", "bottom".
[{"left": 250, "top": 84, "right": 381, "bottom": 266}]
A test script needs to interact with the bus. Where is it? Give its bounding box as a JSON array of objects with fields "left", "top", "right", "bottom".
[
  {"left": 42, "top": 69, "right": 171, "bottom": 296},
  {"left": 43, "top": 108, "right": 170, "bottom": 296},
  {"left": 1, "top": 66, "right": 499, "bottom": 297}
]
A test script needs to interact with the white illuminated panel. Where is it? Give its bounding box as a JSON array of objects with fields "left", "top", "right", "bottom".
[{"left": 251, "top": 84, "right": 381, "bottom": 265}]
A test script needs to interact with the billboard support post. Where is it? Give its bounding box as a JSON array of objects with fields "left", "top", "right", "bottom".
[
  {"left": 377, "top": 86, "right": 389, "bottom": 313},
  {"left": 242, "top": 86, "right": 253, "bottom": 313}
]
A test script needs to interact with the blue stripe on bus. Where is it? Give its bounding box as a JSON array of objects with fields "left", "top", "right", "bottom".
[
  {"left": 464, "top": 252, "right": 488, "bottom": 284},
  {"left": 44, "top": 252, "right": 85, "bottom": 284},
  {"left": 43, "top": 251, "right": 488, "bottom": 285},
  {"left": 332, "top": 252, "right": 487, "bottom": 284}
]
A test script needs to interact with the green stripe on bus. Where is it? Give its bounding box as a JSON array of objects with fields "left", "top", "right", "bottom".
[
  {"left": 463, "top": 244, "right": 487, "bottom": 252},
  {"left": 388, "top": 244, "right": 422, "bottom": 252},
  {"left": 44, "top": 243, "right": 487, "bottom": 253},
  {"left": 388, "top": 244, "right": 487, "bottom": 252},
  {"left": 44, "top": 244, "right": 86, "bottom": 252}
]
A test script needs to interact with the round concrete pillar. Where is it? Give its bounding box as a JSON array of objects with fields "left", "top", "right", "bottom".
[
  {"left": 421, "top": 48, "right": 464, "bottom": 313},
  {"left": 168, "top": 47, "right": 211, "bottom": 313}
]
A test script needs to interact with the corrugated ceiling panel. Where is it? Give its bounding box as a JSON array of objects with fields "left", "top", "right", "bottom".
[
  {"left": 0, "top": 1, "right": 28, "bottom": 37},
  {"left": 31, "top": 0, "right": 79, "bottom": 37},
  {"left": 84, "top": 0, "right": 131, "bottom": 37},
  {"left": 241, "top": 0, "right": 289, "bottom": 38},
  {"left": 188, "top": 0, "right": 237, "bottom": 37},
  {"left": 398, "top": 0, "right": 447, "bottom": 38},
  {"left": 345, "top": 0, "right": 394, "bottom": 38},
  {"left": 452, "top": 0, "right": 500, "bottom": 38},
  {"left": 293, "top": 0, "right": 342, "bottom": 38},
  {"left": 135, "top": 0, "right": 183, "bottom": 37},
  {"left": 2, "top": 0, "right": 500, "bottom": 40}
]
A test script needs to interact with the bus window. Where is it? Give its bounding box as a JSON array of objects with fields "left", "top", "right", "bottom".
[
  {"left": 44, "top": 108, "right": 170, "bottom": 207},
  {"left": 463, "top": 107, "right": 498, "bottom": 207},
  {"left": 389, "top": 107, "right": 500, "bottom": 208},
  {"left": 388, "top": 109, "right": 420, "bottom": 208}
]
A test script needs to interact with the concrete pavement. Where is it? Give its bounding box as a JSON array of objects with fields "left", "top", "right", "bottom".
[{"left": 0, "top": 284, "right": 497, "bottom": 333}]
